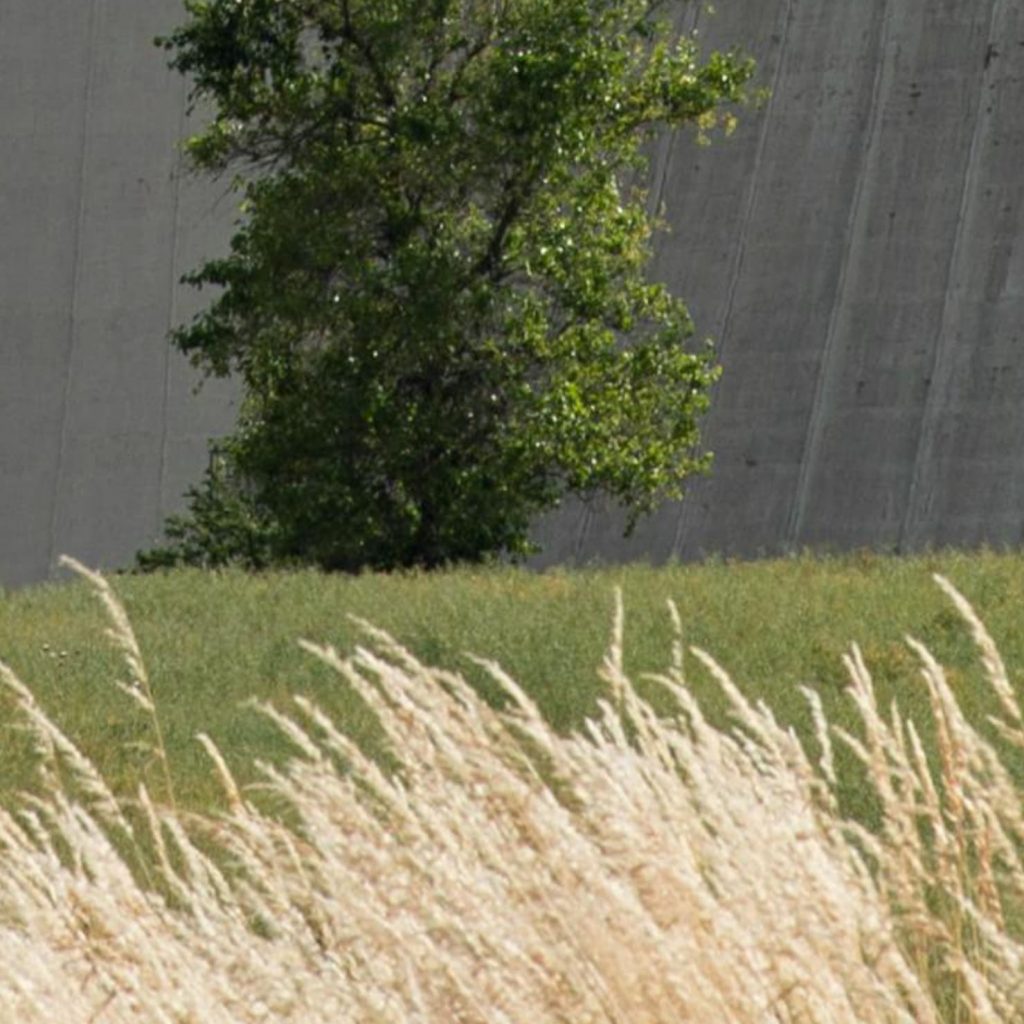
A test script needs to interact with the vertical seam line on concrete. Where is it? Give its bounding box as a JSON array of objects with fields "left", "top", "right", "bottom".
[
  {"left": 647, "top": 132, "right": 677, "bottom": 231},
  {"left": 572, "top": 500, "right": 593, "bottom": 562},
  {"left": 157, "top": 76, "right": 189, "bottom": 529},
  {"left": 897, "top": 0, "right": 1003, "bottom": 552},
  {"left": 671, "top": 0, "right": 795, "bottom": 560},
  {"left": 46, "top": 0, "right": 101, "bottom": 575},
  {"left": 784, "top": 0, "right": 895, "bottom": 549},
  {"left": 646, "top": 3, "right": 701, "bottom": 223}
]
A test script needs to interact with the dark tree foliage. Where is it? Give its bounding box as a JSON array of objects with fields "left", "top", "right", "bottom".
[{"left": 140, "top": 0, "right": 754, "bottom": 572}]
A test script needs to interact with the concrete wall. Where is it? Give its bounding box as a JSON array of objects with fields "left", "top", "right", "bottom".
[
  {"left": 2, "top": 0, "right": 1022, "bottom": 586},
  {"left": 536, "top": 0, "right": 1024, "bottom": 566},
  {"left": 0, "top": 0, "right": 238, "bottom": 587}
]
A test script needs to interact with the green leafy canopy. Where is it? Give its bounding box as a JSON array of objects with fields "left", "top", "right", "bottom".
[{"left": 141, "top": 0, "right": 755, "bottom": 572}]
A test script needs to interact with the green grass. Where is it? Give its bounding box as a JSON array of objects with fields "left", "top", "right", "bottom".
[{"left": 3, "top": 547, "right": 1024, "bottom": 826}]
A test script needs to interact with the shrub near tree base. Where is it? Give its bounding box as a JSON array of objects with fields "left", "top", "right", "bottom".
[{"left": 139, "top": 0, "right": 754, "bottom": 573}]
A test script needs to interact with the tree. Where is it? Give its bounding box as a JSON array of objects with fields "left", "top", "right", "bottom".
[{"left": 141, "top": 0, "right": 754, "bottom": 573}]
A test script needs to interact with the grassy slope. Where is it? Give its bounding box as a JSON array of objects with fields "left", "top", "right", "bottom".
[{"left": 2, "top": 548, "right": 1024, "bottom": 823}]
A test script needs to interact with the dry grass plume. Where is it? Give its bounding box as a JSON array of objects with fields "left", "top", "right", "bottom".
[{"left": 1, "top": 564, "right": 1023, "bottom": 1021}]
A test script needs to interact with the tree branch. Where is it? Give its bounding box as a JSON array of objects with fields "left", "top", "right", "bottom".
[{"left": 339, "top": 0, "right": 398, "bottom": 108}]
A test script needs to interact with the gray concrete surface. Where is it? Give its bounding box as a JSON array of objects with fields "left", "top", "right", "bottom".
[
  {"left": 540, "top": 0, "right": 1024, "bottom": 567},
  {"left": 2, "top": 0, "right": 1023, "bottom": 587},
  {"left": 0, "top": 0, "right": 238, "bottom": 587}
]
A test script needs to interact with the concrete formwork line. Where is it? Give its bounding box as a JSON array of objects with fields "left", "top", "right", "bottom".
[
  {"left": 157, "top": 76, "right": 190, "bottom": 528},
  {"left": 785, "top": 0, "right": 895, "bottom": 550},
  {"left": 646, "top": 2, "right": 703, "bottom": 226},
  {"left": 897, "top": 0, "right": 1005, "bottom": 552},
  {"left": 571, "top": 500, "right": 593, "bottom": 563},
  {"left": 45, "top": 0, "right": 102, "bottom": 577},
  {"left": 671, "top": 0, "right": 795, "bottom": 560}
]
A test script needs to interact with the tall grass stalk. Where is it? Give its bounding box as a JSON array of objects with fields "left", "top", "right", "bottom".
[
  {"left": 1, "top": 568, "right": 1024, "bottom": 1020},
  {"left": 58, "top": 554, "right": 177, "bottom": 812}
]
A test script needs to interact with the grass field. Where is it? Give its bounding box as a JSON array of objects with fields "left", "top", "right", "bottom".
[
  {"left": 5, "top": 548, "right": 1024, "bottom": 1020},
  {"left": 3, "top": 548, "right": 1024, "bottom": 823}
]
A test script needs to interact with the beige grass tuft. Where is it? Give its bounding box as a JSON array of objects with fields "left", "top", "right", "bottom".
[{"left": 1, "top": 568, "right": 1023, "bottom": 1020}]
